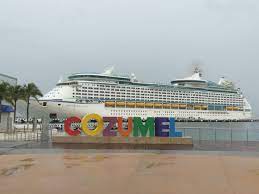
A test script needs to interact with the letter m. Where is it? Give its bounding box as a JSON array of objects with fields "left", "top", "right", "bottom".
[{"left": 133, "top": 117, "right": 155, "bottom": 137}]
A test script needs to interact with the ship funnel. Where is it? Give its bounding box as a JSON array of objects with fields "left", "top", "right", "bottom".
[
  {"left": 130, "top": 73, "right": 137, "bottom": 82},
  {"left": 218, "top": 77, "right": 225, "bottom": 85},
  {"left": 193, "top": 66, "right": 202, "bottom": 77},
  {"left": 182, "top": 72, "right": 202, "bottom": 81},
  {"left": 103, "top": 66, "right": 115, "bottom": 76},
  {"left": 58, "top": 76, "right": 63, "bottom": 83}
]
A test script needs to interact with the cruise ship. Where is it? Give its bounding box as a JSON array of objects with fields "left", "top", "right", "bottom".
[{"left": 38, "top": 67, "right": 252, "bottom": 121}]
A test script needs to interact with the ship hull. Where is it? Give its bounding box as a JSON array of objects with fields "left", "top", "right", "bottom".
[{"left": 36, "top": 100, "right": 252, "bottom": 121}]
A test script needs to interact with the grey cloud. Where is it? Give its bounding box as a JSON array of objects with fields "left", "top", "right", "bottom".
[{"left": 0, "top": 0, "right": 259, "bottom": 115}]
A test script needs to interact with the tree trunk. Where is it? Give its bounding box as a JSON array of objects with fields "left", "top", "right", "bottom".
[
  {"left": 26, "top": 98, "right": 30, "bottom": 123},
  {"left": 14, "top": 100, "right": 17, "bottom": 123},
  {"left": 0, "top": 99, "right": 2, "bottom": 123},
  {"left": 26, "top": 97, "right": 30, "bottom": 129}
]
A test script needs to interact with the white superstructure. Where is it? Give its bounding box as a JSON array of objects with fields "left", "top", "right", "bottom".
[{"left": 38, "top": 68, "right": 252, "bottom": 120}]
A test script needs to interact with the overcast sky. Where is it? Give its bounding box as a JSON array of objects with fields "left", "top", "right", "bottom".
[{"left": 1, "top": 0, "right": 259, "bottom": 115}]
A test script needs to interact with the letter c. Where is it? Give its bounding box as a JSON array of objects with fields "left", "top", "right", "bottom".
[{"left": 64, "top": 117, "right": 81, "bottom": 136}]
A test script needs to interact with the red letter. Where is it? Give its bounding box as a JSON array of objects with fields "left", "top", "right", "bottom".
[{"left": 64, "top": 117, "right": 81, "bottom": 136}]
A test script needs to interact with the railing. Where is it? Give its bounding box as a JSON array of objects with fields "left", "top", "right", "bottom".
[
  {"left": 176, "top": 126, "right": 259, "bottom": 151},
  {"left": 2, "top": 121, "right": 259, "bottom": 151},
  {"left": 177, "top": 127, "right": 259, "bottom": 142},
  {"left": 0, "top": 125, "right": 43, "bottom": 142},
  {"left": 48, "top": 123, "right": 259, "bottom": 142}
]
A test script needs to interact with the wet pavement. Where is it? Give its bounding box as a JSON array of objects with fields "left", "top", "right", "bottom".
[
  {"left": 1, "top": 148, "right": 259, "bottom": 194},
  {"left": 1, "top": 139, "right": 259, "bottom": 194},
  {"left": 0, "top": 142, "right": 30, "bottom": 155}
]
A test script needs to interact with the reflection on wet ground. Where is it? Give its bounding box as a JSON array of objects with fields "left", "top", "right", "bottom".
[
  {"left": 1, "top": 150, "right": 259, "bottom": 194},
  {"left": 1, "top": 158, "right": 35, "bottom": 177}
]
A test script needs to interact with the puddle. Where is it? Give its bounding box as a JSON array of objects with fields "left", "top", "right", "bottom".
[
  {"left": 145, "top": 161, "right": 175, "bottom": 169},
  {"left": 1, "top": 164, "right": 34, "bottom": 177},
  {"left": 64, "top": 155, "right": 110, "bottom": 163},
  {"left": 20, "top": 158, "right": 34, "bottom": 162},
  {"left": 64, "top": 163, "right": 81, "bottom": 169},
  {"left": 162, "top": 156, "right": 177, "bottom": 160},
  {"left": 64, "top": 155, "right": 88, "bottom": 160},
  {"left": 249, "top": 169, "right": 259, "bottom": 175},
  {"left": 92, "top": 155, "right": 110, "bottom": 162},
  {"left": 139, "top": 155, "right": 177, "bottom": 170},
  {"left": 135, "top": 159, "right": 175, "bottom": 174},
  {"left": 145, "top": 162, "right": 156, "bottom": 169}
]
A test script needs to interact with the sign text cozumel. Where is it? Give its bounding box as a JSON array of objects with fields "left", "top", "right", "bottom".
[{"left": 64, "top": 114, "right": 183, "bottom": 137}]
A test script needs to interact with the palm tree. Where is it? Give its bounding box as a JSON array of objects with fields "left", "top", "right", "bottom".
[
  {"left": 23, "top": 83, "right": 43, "bottom": 124},
  {"left": 6, "top": 85, "right": 24, "bottom": 122},
  {"left": 0, "top": 82, "right": 10, "bottom": 122}
]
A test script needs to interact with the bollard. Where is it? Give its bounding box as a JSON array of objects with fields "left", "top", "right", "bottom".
[
  {"left": 214, "top": 128, "right": 216, "bottom": 144},
  {"left": 246, "top": 128, "right": 249, "bottom": 146},
  {"left": 7, "top": 116, "right": 12, "bottom": 134},
  {"left": 199, "top": 128, "right": 201, "bottom": 144},
  {"left": 32, "top": 118, "right": 37, "bottom": 131},
  {"left": 230, "top": 128, "right": 232, "bottom": 146},
  {"left": 41, "top": 117, "right": 50, "bottom": 143}
]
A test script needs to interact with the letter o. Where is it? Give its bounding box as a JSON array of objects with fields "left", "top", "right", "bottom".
[{"left": 81, "top": 114, "right": 104, "bottom": 136}]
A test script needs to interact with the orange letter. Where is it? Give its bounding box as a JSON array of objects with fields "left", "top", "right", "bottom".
[{"left": 117, "top": 117, "right": 132, "bottom": 137}]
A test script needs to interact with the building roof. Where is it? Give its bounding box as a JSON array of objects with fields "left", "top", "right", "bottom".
[
  {"left": 1, "top": 105, "right": 14, "bottom": 113},
  {"left": 0, "top": 73, "right": 17, "bottom": 81}
]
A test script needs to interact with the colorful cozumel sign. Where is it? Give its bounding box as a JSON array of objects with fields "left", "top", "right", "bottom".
[{"left": 64, "top": 114, "right": 183, "bottom": 137}]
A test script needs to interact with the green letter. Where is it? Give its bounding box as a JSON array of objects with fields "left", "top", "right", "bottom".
[{"left": 133, "top": 117, "right": 155, "bottom": 137}]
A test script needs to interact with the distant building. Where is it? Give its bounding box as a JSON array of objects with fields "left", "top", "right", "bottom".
[
  {"left": 0, "top": 73, "right": 17, "bottom": 130},
  {"left": 0, "top": 73, "right": 17, "bottom": 86}
]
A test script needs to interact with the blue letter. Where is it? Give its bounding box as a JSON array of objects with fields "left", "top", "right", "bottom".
[
  {"left": 169, "top": 118, "right": 182, "bottom": 137},
  {"left": 155, "top": 117, "right": 170, "bottom": 137}
]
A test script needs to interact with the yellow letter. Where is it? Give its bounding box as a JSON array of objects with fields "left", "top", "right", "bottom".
[{"left": 81, "top": 114, "right": 104, "bottom": 136}]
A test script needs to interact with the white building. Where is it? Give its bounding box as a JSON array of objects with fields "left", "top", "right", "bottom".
[{"left": 0, "top": 73, "right": 17, "bottom": 130}]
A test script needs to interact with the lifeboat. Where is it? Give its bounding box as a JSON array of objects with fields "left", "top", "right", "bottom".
[
  {"left": 116, "top": 102, "right": 126, "bottom": 107},
  {"left": 154, "top": 103, "right": 163, "bottom": 108},
  {"left": 226, "top": 106, "right": 233, "bottom": 111},
  {"left": 171, "top": 104, "right": 179, "bottom": 109},
  {"left": 201, "top": 105, "right": 208, "bottom": 110},
  {"left": 126, "top": 102, "right": 135, "bottom": 107},
  {"left": 136, "top": 102, "right": 145, "bottom": 108},
  {"left": 163, "top": 104, "right": 171, "bottom": 109},
  {"left": 179, "top": 104, "right": 187, "bottom": 109},
  {"left": 187, "top": 104, "right": 194, "bottom": 109},
  {"left": 232, "top": 107, "right": 239, "bottom": 111},
  {"left": 105, "top": 101, "right": 115, "bottom": 107},
  {"left": 194, "top": 105, "right": 201, "bottom": 110},
  {"left": 145, "top": 103, "right": 153, "bottom": 108}
]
